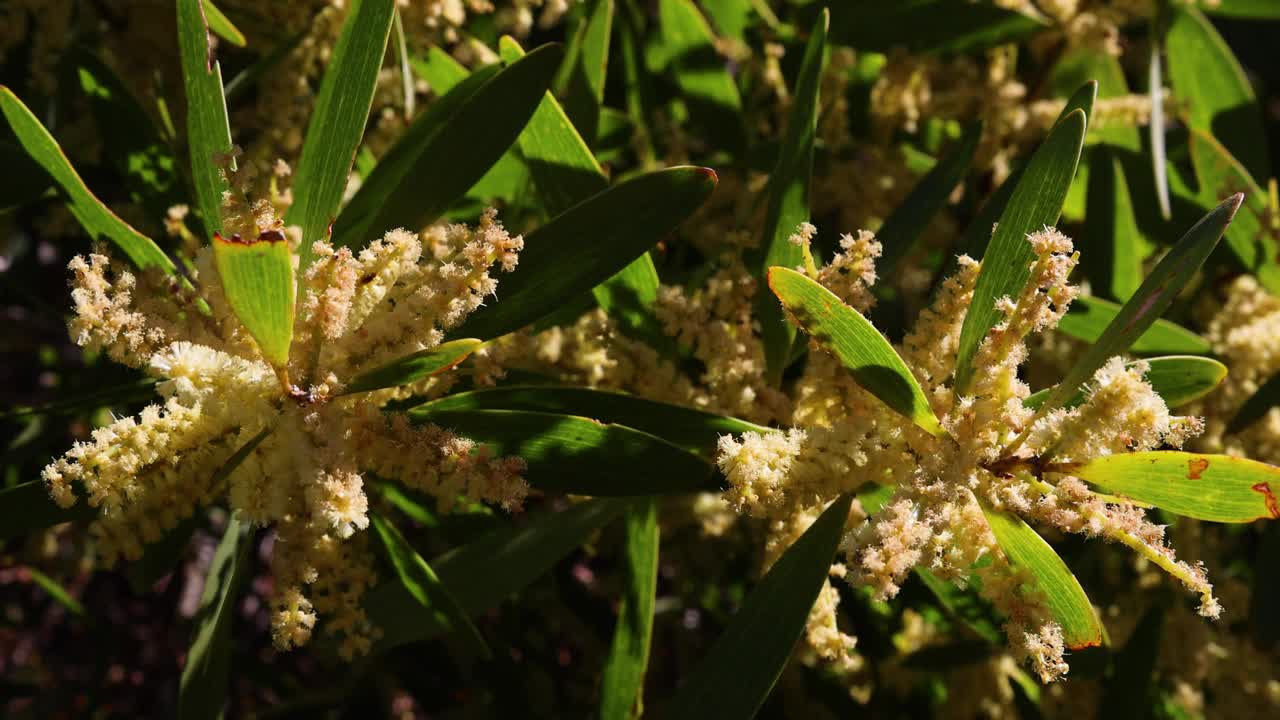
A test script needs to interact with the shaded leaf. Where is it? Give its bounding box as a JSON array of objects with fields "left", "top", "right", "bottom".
[
  {"left": 600, "top": 499, "right": 659, "bottom": 720},
  {"left": 982, "top": 507, "right": 1104, "bottom": 649},
  {"left": 954, "top": 110, "right": 1086, "bottom": 391},
  {"left": 657, "top": 0, "right": 745, "bottom": 152},
  {"left": 1205, "top": 0, "right": 1280, "bottom": 18},
  {"left": 1030, "top": 195, "right": 1241, "bottom": 420},
  {"left": 0, "top": 481, "right": 95, "bottom": 541},
  {"left": 332, "top": 44, "right": 559, "bottom": 249},
  {"left": 754, "top": 10, "right": 827, "bottom": 384},
  {"left": 1066, "top": 451, "right": 1280, "bottom": 523},
  {"left": 369, "top": 513, "right": 490, "bottom": 657},
  {"left": 0, "top": 87, "right": 177, "bottom": 273},
  {"left": 1083, "top": 148, "right": 1147, "bottom": 301},
  {"left": 341, "top": 338, "right": 483, "bottom": 396},
  {"left": 367, "top": 498, "right": 630, "bottom": 650},
  {"left": 178, "top": 515, "right": 250, "bottom": 720},
  {"left": 284, "top": 0, "right": 396, "bottom": 269},
  {"left": 411, "top": 385, "right": 767, "bottom": 455},
  {"left": 915, "top": 569, "right": 1003, "bottom": 646},
  {"left": 177, "top": 0, "right": 235, "bottom": 241},
  {"left": 557, "top": 0, "right": 613, "bottom": 144},
  {"left": 450, "top": 166, "right": 716, "bottom": 341},
  {"left": 203, "top": 1, "right": 247, "bottom": 47},
  {"left": 1056, "top": 295, "right": 1211, "bottom": 355},
  {"left": 663, "top": 494, "right": 853, "bottom": 719},
  {"left": 409, "top": 409, "right": 716, "bottom": 495},
  {"left": 212, "top": 231, "right": 295, "bottom": 367},
  {"left": 1024, "top": 355, "right": 1226, "bottom": 411},
  {"left": 768, "top": 266, "right": 946, "bottom": 437},
  {"left": 829, "top": 0, "right": 1046, "bottom": 54},
  {"left": 28, "top": 568, "right": 85, "bottom": 617}
]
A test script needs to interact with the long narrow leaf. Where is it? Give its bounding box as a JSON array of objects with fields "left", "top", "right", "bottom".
[
  {"left": 409, "top": 409, "right": 717, "bottom": 495},
  {"left": 367, "top": 498, "right": 630, "bottom": 650},
  {"left": 600, "top": 499, "right": 659, "bottom": 720},
  {"left": 829, "top": 1, "right": 1046, "bottom": 54},
  {"left": 769, "top": 267, "right": 946, "bottom": 437},
  {"left": 203, "top": 1, "right": 247, "bottom": 47},
  {"left": 657, "top": 0, "right": 745, "bottom": 152},
  {"left": 663, "top": 494, "right": 853, "bottom": 719},
  {"left": 341, "top": 338, "right": 483, "bottom": 395},
  {"left": 755, "top": 10, "right": 827, "bottom": 384},
  {"left": 1024, "top": 355, "right": 1226, "bottom": 411},
  {"left": 284, "top": 0, "right": 396, "bottom": 270},
  {"left": 369, "top": 513, "right": 491, "bottom": 657},
  {"left": 0, "top": 88, "right": 176, "bottom": 273},
  {"left": 954, "top": 110, "right": 1087, "bottom": 390},
  {"left": 178, "top": 515, "right": 250, "bottom": 720},
  {"left": 1067, "top": 452, "right": 1280, "bottom": 523},
  {"left": 1083, "top": 148, "right": 1146, "bottom": 301},
  {"left": 0, "top": 481, "right": 96, "bottom": 541},
  {"left": 449, "top": 166, "right": 716, "bottom": 341},
  {"left": 1056, "top": 295, "right": 1210, "bottom": 355},
  {"left": 177, "top": 0, "right": 235, "bottom": 241},
  {"left": 557, "top": 0, "right": 613, "bottom": 144},
  {"left": 1031, "top": 195, "right": 1241, "bottom": 421},
  {"left": 982, "top": 507, "right": 1104, "bottom": 649}
]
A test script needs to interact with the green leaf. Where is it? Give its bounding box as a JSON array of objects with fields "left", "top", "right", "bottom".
[
  {"left": 657, "top": 0, "right": 745, "bottom": 152},
  {"left": 0, "top": 87, "right": 177, "bottom": 273},
  {"left": 829, "top": 0, "right": 1046, "bottom": 54},
  {"left": 878, "top": 121, "right": 981, "bottom": 275},
  {"left": 28, "top": 568, "right": 85, "bottom": 617},
  {"left": 177, "top": 0, "right": 235, "bottom": 241},
  {"left": 212, "top": 230, "right": 295, "bottom": 368},
  {"left": 1101, "top": 603, "right": 1165, "bottom": 718},
  {"left": 407, "top": 409, "right": 717, "bottom": 495},
  {"left": 0, "top": 481, "right": 95, "bottom": 540},
  {"left": 1024, "top": 355, "right": 1226, "bottom": 411},
  {"left": 982, "top": 507, "right": 1104, "bottom": 650},
  {"left": 915, "top": 568, "right": 1003, "bottom": 645},
  {"left": 1229, "top": 371, "right": 1280, "bottom": 434},
  {"left": 411, "top": 46, "right": 469, "bottom": 94},
  {"left": 341, "top": 338, "right": 483, "bottom": 396},
  {"left": 1186, "top": 128, "right": 1280, "bottom": 294},
  {"left": 1083, "top": 148, "right": 1148, "bottom": 301},
  {"left": 1067, "top": 451, "right": 1280, "bottom": 523},
  {"left": 953, "top": 110, "right": 1087, "bottom": 391},
  {"left": 410, "top": 385, "right": 768, "bottom": 454},
  {"left": 557, "top": 0, "right": 613, "bottom": 144},
  {"left": 332, "top": 44, "right": 561, "bottom": 250},
  {"left": 179, "top": 515, "right": 250, "bottom": 720},
  {"left": 284, "top": 0, "right": 396, "bottom": 270},
  {"left": 600, "top": 499, "right": 659, "bottom": 720},
  {"left": 450, "top": 166, "right": 716, "bottom": 341},
  {"left": 1031, "top": 195, "right": 1241, "bottom": 420},
  {"left": 663, "top": 494, "right": 853, "bottom": 719},
  {"left": 768, "top": 266, "right": 946, "bottom": 437},
  {"left": 1166, "top": 6, "right": 1270, "bottom": 182},
  {"left": 498, "top": 37, "right": 666, "bottom": 352},
  {"left": 367, "top": 497, "right": 630, "bottom": 650},
  {"left": 203, "top": 1, "right": 247, "bottom": 47},
  {"left": 754, "top": 10, "right": 827, "bottom": 384},
  {"left": 1204, "top": 0, "right": 1280, "bottom": 18},
  {"left": 1056, "top": 295, "right": 1210, "bottom": 355},
  {"left": 369, "top": 513, "right": 491, "bottom": 658},
  {"left": 0, "top": 377, "right": 157, "bottom": 421}
]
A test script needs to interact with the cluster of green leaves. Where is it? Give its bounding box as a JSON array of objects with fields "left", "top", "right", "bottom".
[{"left": 3, "top": 0, "right": 1280, "bottom": 717}]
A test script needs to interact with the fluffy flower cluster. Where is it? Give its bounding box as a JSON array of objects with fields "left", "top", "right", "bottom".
[
  {"left": 718, "top": 226, "right": 1217, "bottom": 681},
  {"left": 43, "top": 176, "right": 528, "bottom": 657}
]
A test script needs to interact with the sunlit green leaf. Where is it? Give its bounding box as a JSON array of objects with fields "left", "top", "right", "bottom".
[
  {"left": 341, "top": 338, "right": 483, "bottom": 396},
  {"left": 411, "top": 46, "right": 470, "bottom": 94},
  {"left": 179, "top": 515, "right": 250, "bottom": 720},
  {"left": 754, "top": 10, "right": 827, "bottom": 384},
  {"left": 768, "top": 266, "right": 946, "bottom": 437},
  {"left": 1056, "top": 295, "right": 1211, "bottom": 355},
  {"left": 1083, "top": 148, "right": 1147, "bottom": 301},
  {"left": 408, "top": 409, "right": 716, "bottom": 495},
  {"left": 1024, "top": 355, "right": 1226, "bottom": 411},
  {"left": 982, "top": 507, "right": 1104, "bottom": 649},
  {"left": 1031, "top": 195, "right": 1241, "bottom": 420},
  {"left": 370, "top": 513, "right": 490, "bottom": 657},
  {"left": 367, "top": 498, "right": 630, "bottom": 650},
  {"left": 177, "top": 0, "right": 235, "bottom": 241},
  {"left": 450, "top": 166, "right": 716, "bottom": 341},
  {"left": 663, "top": 494, "right": 853, "bottom": 719},
  {"left": 212, "top": 231, "right": 295, "bottom": 368},
  {"left": 600, "top": 499, "right": 659, "bottom": 720},
  {"left": 284, "top": 0, "right": 396, "bottom": 269},
  {"left": 557, "top": 0, "right": 613, "bottom": 144},
  {"left": 332, "top": 44, "right": 561, "bottom": 250},
  {"left": 411, "top": 385, "right": 767, "bottom": 455},
  {"left": 1166, "top": 6, "right": 1270, "bottom": 181},
  {"left": 0, "top": 87, "right": 177, "bottom": 273},
  {"left": 1067, "top": 451, "right": 1280, "bottom": 523},
  {"left": 954, "top": 110, "right": 1086, "bottom": 391},
  {"left": 203, "top": 1, "right": 247, "bottom": 47}
]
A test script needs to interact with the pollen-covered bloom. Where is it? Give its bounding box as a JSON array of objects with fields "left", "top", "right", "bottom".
[
  {"left": 718, "top": 227, "right": 1217, "bottom": 682},
  {"left": 42, "top": 177, "right": 528, "bottom": 659}
]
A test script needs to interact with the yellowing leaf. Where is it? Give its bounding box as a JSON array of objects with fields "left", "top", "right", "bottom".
[{"left": 1067, "top": 451, "right": 1280, "bottom": 523}]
